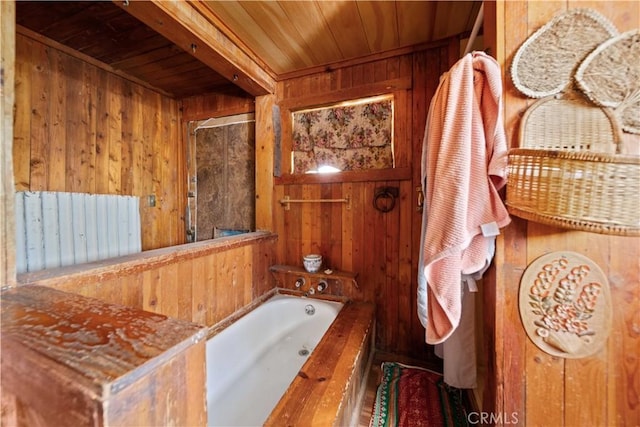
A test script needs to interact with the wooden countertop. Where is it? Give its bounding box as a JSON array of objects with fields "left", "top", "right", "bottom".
[{"left": 1, "top": 285, "right": 206, "bottom": 397}]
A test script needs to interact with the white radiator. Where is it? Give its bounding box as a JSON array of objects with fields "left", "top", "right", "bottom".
[{"left": 15, "top": 191, "right": 141, "bottom": 273}]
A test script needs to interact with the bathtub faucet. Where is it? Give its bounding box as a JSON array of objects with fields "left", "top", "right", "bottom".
[
  {"left": 294, "top": 277, "right": 305, "bottom": 289},
  {"left": 316, "top": 280, "right": 328, "bottom": 293}
]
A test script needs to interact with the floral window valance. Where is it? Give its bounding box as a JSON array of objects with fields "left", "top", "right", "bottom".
[{"left": 291, "top": 95, "right": 394, "bottom": 174}]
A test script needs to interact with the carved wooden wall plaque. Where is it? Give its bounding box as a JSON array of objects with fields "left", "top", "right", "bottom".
[{"left": 519, "top": 251, "right": 612, "bottom": 358}]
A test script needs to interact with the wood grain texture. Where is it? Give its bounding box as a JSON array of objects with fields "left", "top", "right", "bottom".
[
  {"left": 265, "top": 301, "right": 375, "bottom": 427},
  {"left": 13, "top": 32, "right": 184, "bottom": 251},
  {"left": 272, "top": 48, "right": 456, "bottom": 360},
  {"left": 487, "top": 0, "right": 530, "bottom": 420},
  {"left": 5, "top": 3, "right": 638, "bottom": 426},
  {"left": 1, "top": 285, "right": 207, "bottom": 427},
  {"left": 16, "top": 2, "right": 244, "bottom": 97},
  {"left": 18, "top": 232, "right": 277, "bottom": 330},
  {"left": 200, "top": 1, "right": 480, "bottom": 77},
  {"left": 1, "top": 285, "right": 205, "bottom": 385},
  {"left": 180, "top": 91, "right": 255, "bottom": 122},
  {"left": 1, "top": 1, "right": 17, "bottom": 289},
  {"left": 488, "top": 2, "right": 640, "bottom": 425},
  {"left": 118, "top": 0, "right": 274, "bottom": 96}
]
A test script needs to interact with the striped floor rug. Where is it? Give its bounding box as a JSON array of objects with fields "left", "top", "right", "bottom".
[{"left": 369, "top": 362, "right": 470, "bottom": 427}]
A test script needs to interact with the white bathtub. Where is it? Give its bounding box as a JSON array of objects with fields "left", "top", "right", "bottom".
[{"left": 206, "top": 294, "right": 344, "bottom": 427}]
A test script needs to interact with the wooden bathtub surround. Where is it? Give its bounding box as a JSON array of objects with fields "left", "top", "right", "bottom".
[
  {"left": 17, "top": 231, "right": 274, "bottom": 288},
  {"left": 1, "top": 285, "right": 207, "bottom": 427},
  {"left": 14, "top": 231, "right": 277, "bottom": 330},
  {"left": 270, "top": 264, "right": 359, "bottom": 295},
  {"left": 265, "top": 300, "right": 375, "bottom": 427}
]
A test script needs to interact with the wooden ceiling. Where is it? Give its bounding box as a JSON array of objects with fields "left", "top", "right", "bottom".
[
  {"left": 15, "top": 1, "right": 236, "bottom": 98},
  {"left": 199, "top": 0, "right": 482, "bottom": 77},
  {"left": 15, "top": 1, "right": 482, "bottom": 98}
]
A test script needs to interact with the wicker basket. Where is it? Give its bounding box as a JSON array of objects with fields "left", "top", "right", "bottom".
[
  {"left": 507, "top": 8, "right": 639, "bottom": 235},
  {"left": 506, "top": 149, "right": 640, "bottom": 236},
  {"left": 519, "top": 95, "right": 622, "bottom": 154}
]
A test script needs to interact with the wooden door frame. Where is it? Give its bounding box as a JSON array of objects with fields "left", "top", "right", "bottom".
[{"left": 1, "top": 1, "right": 16, "bottom": 289}]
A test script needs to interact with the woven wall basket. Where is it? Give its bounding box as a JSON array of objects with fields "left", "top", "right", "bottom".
[
  {"left": 575, "top": 29, "right": 640, "bottom": 134},
  {"left": 506, "top": 149, "right": 640, "bottom": 236},
  {"left": 507, "top": 90, "right": 640, "bottom": 236},
  {"left": 518, "top": 95, "right": 621, "bottom": 154},
  {"left": 511, "top": 9, "right": 618, "bottom": 99}
]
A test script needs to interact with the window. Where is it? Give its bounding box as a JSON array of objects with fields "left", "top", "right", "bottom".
[{"left": 291, "top": 95, "right": 394, "bottom": 174}]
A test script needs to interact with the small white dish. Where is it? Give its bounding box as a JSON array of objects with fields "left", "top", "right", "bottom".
[{"left": 303, "top": 254, "right": 322, "bottom": 273}]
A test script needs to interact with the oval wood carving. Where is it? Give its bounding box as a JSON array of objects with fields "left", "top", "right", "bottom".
[{"left": 519, "top": 251, "right": 612, "bottom": 358}]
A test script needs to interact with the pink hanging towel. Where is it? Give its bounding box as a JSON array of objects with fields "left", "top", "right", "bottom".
[{"left": 421, "top": 52, "right": 511, "bottom": 344}]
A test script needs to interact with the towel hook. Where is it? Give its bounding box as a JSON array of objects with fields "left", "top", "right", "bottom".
[
  {"left": 373, "top": 187, "right": 398, "bottom": 213},
  {"left": 416, "top": 186, "right": 424, "bottom": 211}
]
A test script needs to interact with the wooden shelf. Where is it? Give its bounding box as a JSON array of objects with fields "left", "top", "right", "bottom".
[{"left": 270, "top": 264, "right": 358, "bottom": 288}]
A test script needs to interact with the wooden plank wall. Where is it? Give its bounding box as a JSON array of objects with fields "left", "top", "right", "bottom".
[
  {"left": 488, "top": 1, "right": 640, "bottom": 425},
  {"left": 1, "top": 1, "right": 16, "bottom": 288},
  {"left": 19, "top": 233, "right": 276, "bottom": 329},
  {"left": 181, "top": 90, "right": 255, "bottom": 123},
  {"left": 272, "top": 46, "right": 457, "bottom": 359},
  {"left": 12, "top": 31, "right": 184, "bottom": 251},
  {"left": 11, "top": 29, "right": 275, "bottom": 327}
]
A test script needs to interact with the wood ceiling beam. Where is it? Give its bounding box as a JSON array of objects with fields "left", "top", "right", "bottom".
[{"left": 114, "top": 0, "right": 276, "bottom": 96}]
